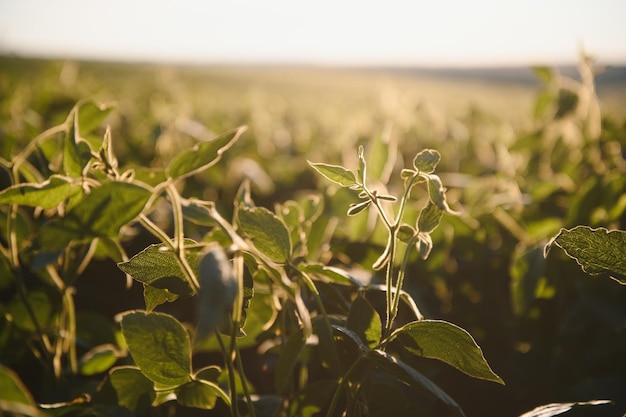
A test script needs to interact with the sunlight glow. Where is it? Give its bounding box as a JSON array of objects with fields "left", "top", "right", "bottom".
[{"left": 0, "top": 0, "right": 625, "bottom": 66}]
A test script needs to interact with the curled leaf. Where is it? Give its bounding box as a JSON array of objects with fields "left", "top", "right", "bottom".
[{"left": 347, "top": 200, "right": 371, "bottom": 216}]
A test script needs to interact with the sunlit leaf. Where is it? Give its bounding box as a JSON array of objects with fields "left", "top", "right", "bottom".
[
  {"left": 545, "top": 226, "right": 626, "bottom": 284},
  {"left": 413, "top": 149, "right": 440, "bottom": 174},
  {"left": 78, "top": 344, "right": 119, "bottom": 376},
  {"left": 237, "top": 206, "right": 292, "bottom": 263},
  {"left": 425, "top": 174, "right": 458, "bottom": 215},
  {"left": 417, "top": 232, "right": 433, "bottom": 260},
  {"left": 0, "top": 175, "right": 81, "bottom": 209},
  {"left": 308, "top": 161, "right": 357, "bottom": 187},
  {"left": 397, "top": 224, "right": 416, "bottom": 243},
  {"left": 390, "top": 320, "right": 504, "bottom": 384},
  {"left": 77, "top": 100, "right": 114, "bottom": 135},
  {"left": 347, "top": 295, "right": 381, "bottom": 348},
  {"left": 175, "top": 379, "right": 229, "bottom": 410},
  {"left": 347, "top": 200, "right": 371, "bottom": 216},
  {"left": 36, "top": 181, "right": 151, "bottom": 253},
  {"left": 357, "top": 145, "right": 367, "bottom": 185},
  {"left": 63, "top": 109, "right": 92, "bottom": 177},
  {"left": 120, "top": 311, "right": 192, "bottom": 387},
  {"left": 108, "top": 366, "right": 155, "bottom": 413},
  {"left": 118, "top": 239, "right": 199, "bottom": 298},
  {"left": 418, "top": 201, "right": 443, "bottom": 234},
  {"left": 519, "top": 400, "right": 612, "bottom": 417},
  {"left": 167, "top": 126, "right": 246, "bottom": 180}
]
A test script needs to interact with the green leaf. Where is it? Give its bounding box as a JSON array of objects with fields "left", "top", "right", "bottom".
[
  {"left": 545, "top": 226, "right": 626, "bottom": 283},
  {"left": 346, "top": 295, "right": 381, "bottom": 348},
  {"left": 36, "top": 181, "right": 151, "bottom": 253},
  {"left": 397, "top": 224, "right": 416, "bottom": 243},
  {"left": 418, "top": 201, "right": 443, "bottom": 234},
  {"left": 347, "top": 200, "right": 371, "bottom": 216},
  {"left": 237, "top": 206, "right": 292, "bottom": 263},
  {"left": 108, "top": 366, "right": 155, "bottom": 413},
  {"left": 0, "top": 175, "right": 81, "bottom": 209},
  {"left": 533, "top": 66, "right": 554, "bottom": 84},
  {"left": 308, "top": 161, "right": 357, "bottom": 187},
  {"left": 390, "top": 320, "right": 504, "bottom": 384},
  {"left": 120, "top": 311, "right": 192, "bottom": 387},
  {"left": 78, "top": 344, "right": 119, "bottom": 375},
  {"left": 118, "top": 240, "right": 199, "bottom": 298},
  {"left": 175, "top": 380, "right": 229, "bottom": 410},
  {"left": 413, "top": 149, "right": 440, "bottom": 174},
  {"left": 275, "top": 329, "right": 307, "bottom": 393},
  {"left": 166, "top": 126, "right": 246, "bottom": 180},
  {"left": 0, "top": 364, "right": 35, "bottom": 406},
  {"left": 195, "top": 246, "right": 238, "bottom": 341},
  {"left": 63, "top": 107, "right": 93, "bottom": 177},
  {"left": 425, "top": 174, "right": 458, "bottom": 215},
  {"left": 366, "top": 349, "right": 465, "bottom": 417},
  {"left": 357, "top": 145, "right": 367, "bottom": 185},
  {"left": 77, "top": 101, "right": 114, "bottom": 135},
  {"left": 519, "top": 400, "right": 612, "bottom": 417},
  {"left": 417, "top": 232, "right": 433, "bottom": 260},
  {"left": 7, "top": 290, "right": 56, "bottom": 332},
  {"left": 144, "top": 285, "right": 179, "bottom": 311}
]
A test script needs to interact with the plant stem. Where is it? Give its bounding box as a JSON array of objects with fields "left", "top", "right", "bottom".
[
  {"left": 216, "top": 330, "right": 239, "bottom": 417},
  {"left": 166, "top": 183, "right": 200, "bottom": 292}
]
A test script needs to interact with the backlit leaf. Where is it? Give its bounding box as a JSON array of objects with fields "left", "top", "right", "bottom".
[
  {"left": 425, "top": 174, "right": 458, "bottom": 215},
  {"left": 36, "top": 181, "right": 151, "bottom": 253},
  {"left": 545, "top": 226, "right": 626, "bottom": 284},
  {"left": 519, "top": 400, "right": 612, "bottom": 417},
  {"left": 0, "top": 175, "right": 81, "bottom": 209},
  {"left": 308, "top": 161, "right": 357, "bottom": 187},
  {"left": 120, "top": 311, "right": 192, "bottom": 387},
  {"left": 347, "top": 295, "right": 381, "bottom": 348},
  {"left": 167, "top": 126, "right": 246, "bottom": 180},
  {"left": 390, "top": 320, "right": 504, "bottom": 384},
  {"left": 78, "top": 344, "right": 119, "bottom": 375},
  {"left": 118, "top": 240, "right": 199, "bottom": 298},
  {"left": 109, "top": 366, "right": 155, "bottom": 413},
  {"left": 413, "top": 149, "right": 440, "bottom": 174},
  {"left": 176, "top": 380, "right": 229, "bottom": 410},
  {"left": 238, "top": 206, "right": 292, "bottom": 263},
  {"left": 418, "top": 201, "right": 443, "bottom": 234}
]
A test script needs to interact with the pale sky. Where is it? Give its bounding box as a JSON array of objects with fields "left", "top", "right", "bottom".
[{"left": 0, "top": 0, "right": 625, "bottom": 67}]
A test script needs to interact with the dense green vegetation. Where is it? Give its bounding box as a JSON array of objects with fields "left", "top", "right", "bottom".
[{"left": 0, "top": 55, "right": 625, "bottom": 417}]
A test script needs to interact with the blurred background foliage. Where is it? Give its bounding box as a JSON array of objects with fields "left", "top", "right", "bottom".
[{"left": 1, "top": 55, "right": 625, "bottom": 416}]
